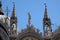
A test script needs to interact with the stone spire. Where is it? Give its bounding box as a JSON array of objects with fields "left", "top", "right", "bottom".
[
  {"left": 43, "top": 3, "right": 51, "bottom": 27},
  {"left": 43, "top": 3, "right": 52, "bottom": 40},
  {"left": 6, "top": 6, "right": 9, "bottom": 17},
  {"left": 10, "top": 2, "right": 17, "bottom": 38},
  {"left": 5, "top": 6, "right": 9, "bottom": 18},
  {"left": 0, "top": 0, "right": 4, "bottom": 15},
  {"left": 11, "top": 2, "right": 16, "bottom": 17},
  {"left": 44, "top": 3, "right": 49, "bottom": 19}
]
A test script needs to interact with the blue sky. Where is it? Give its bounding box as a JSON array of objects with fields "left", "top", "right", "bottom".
[{"left": 2, "top": 0, "right": 60, "bottom": 33}]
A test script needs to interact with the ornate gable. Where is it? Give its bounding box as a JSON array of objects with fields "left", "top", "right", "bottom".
[{"left": 18, "top": 25, "right": 42, "bottom": 40}]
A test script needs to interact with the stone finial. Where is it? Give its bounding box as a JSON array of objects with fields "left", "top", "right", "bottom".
[{"left": 28, "top": 12, "right": 31, "bottom": 27}]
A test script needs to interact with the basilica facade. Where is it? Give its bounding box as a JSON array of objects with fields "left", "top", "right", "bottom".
[{"left": 0, "top": 1, "right": 60, "bottom": 40}]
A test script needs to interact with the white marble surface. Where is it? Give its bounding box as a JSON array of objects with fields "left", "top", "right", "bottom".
[{"left": 0, "top": 15, "right": 10, "bottom": 26}]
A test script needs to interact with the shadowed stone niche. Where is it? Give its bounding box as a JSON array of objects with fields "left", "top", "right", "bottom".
[{"left": 0, "top": 36, "right": 2, "bottom": 40}]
